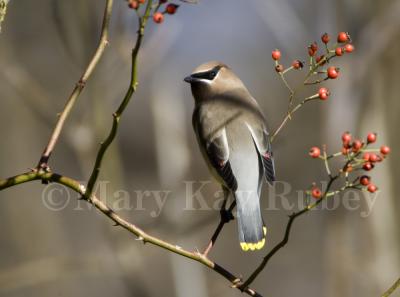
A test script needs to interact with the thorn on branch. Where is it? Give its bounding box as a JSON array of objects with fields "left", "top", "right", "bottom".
[
  {"left": 77, "top": 79, "right": 86, "bottom": 89},
  {"left": 231, "top": 277, "right": 243, "bottom": 288}
]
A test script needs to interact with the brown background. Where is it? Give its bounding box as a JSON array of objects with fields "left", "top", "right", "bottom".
[{"left": 0, "top": 0, "right": 399, "bottom": 296}]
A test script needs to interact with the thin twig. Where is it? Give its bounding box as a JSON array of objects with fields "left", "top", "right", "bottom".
[
  {"left": 270, "top": 50, "right": 336, "bottom": 143},
  {"left": 381, "top": 278, "right": 400, "bottom": 297},
  {"left": 0, "top": 171, "right": 262, "bottom": 297},
  {"left": 37, "top": 0, "right": 114, "bottom": 170},
  {"left": 270, "top": 96, "right": 319, "bottom": 143},
  {"left": 322, "top": 145, "right": 332, "bottom": 178},
  {"left": 304, "top": 77, "right": 328, "bottom": 85},
  {"left": 239, "top": 175, "right": 339, "bottom": 290},
  {"left": 85, "top": 0, "right": 153, "bottom": 200},
  {"left": 240, "top": 143, "right": 369, "bottom": 289}
]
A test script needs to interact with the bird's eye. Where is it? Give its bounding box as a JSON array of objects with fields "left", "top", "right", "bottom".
[{"left": 209, "top": 71, "right": 216, "bottom": 79}]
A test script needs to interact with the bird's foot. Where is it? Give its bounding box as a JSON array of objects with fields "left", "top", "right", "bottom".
[{"left": 220, "top": 208, "right": 234, "bottom": 223}]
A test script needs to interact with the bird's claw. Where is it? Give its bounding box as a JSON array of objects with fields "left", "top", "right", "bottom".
[{"left": 220, "top": 208, "right": 234, "bottom": 223}]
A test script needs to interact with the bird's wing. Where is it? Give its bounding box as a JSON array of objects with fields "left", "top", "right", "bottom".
[
  {"left": 245, "top": 122, "right": 275, "bottom": 185},
  {"left": 192, "top": 107, "right": 238, "bottom": 191}
]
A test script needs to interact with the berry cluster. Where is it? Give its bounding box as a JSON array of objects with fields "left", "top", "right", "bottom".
[
  {"left": 126, "top": 0, "right": 180, "bottom": 24},
  {"left": 308, "top": 132, "right": 390, "bottom": 199},
  {"left": 271, "top": 32, "right": 355, "bottom": 103}
]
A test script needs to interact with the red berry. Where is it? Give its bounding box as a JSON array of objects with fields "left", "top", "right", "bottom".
[
  {"left": 342, "top": 132, "right": 352, "bottom": 144},
  {"left": 369, "top": 153, "right": 379, "bottom": 163},
  {"left": 271, "top": 49, "right": 281, "bottom": 61},
  {"left": 310, "top": 42, "right": 318, "bottom": 51},
  {"left": 128, "top": 0, "right": 139, "bottom": 9},
  {"left": 309, "top": 147, "right": 321, "bottom": 158},
  {"left": 337, "top": 32, "right": 350, "bottom": 43},
  {"left": 318, "top": 87, "right": 330, "bottom": 100},
  {"left": 311, "top": 187, "right": 322, "bottom": 199},
  {"left": 344, "top": 44, "right": 354, "bottom": 53},
  {"left": 335, "top": 47, "right": 344, "bottom": 56},
  {"left": 308, "top": 42, "right": 318, "bottom": 57},
  {"left": 166, "top": 3, "right": 179, "bottom": 14},
  {"left": 362, "top": 153, "right": 370, "bottom": 161},
  {"left": 360, "top": 175, "right": 370, "bottom": 186},
  {"left": 367, "top": 132, "right": 377, "bottom": 143},
  {"left": 138, "top": 0, "right": 146, "bottom": 3},
  {"left": 292, "top": 60, "right": 303, "bottom": 69},
  {"left": 367, "top": 184, "right": 378, "bottom": 193},
  {"left": 275, "top": 64, "right": 284, "bottom": 72},
  {"left": 363, "top": 162, "right": 374, "bottom": 171},
  {"left": 380, "top": 145, "right": 390, "bottom": 155},
  {"left": 321, "top": 33, "right": 330, "bottom": 44},
  {"left": 327, "top": 66, "right": 339, "bottom": 79},
  {"left": 153, "top": 12, "right": 164, "bottom": 23},
  {"left": 352, "top": 140, "right": 363, "bottom": 152}
]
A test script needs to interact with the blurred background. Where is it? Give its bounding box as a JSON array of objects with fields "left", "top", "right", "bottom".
[{"left": 0, "top": 0, "right": 399, "bottom": 296}]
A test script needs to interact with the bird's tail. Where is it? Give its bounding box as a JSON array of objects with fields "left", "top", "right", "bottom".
[{"left": 235, "top": 190, "right": 266, "bottom": 251}]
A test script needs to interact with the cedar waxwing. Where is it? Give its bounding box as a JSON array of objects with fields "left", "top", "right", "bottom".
[{"left": 184, "top": 61, "right": 275, "bottom": 251}]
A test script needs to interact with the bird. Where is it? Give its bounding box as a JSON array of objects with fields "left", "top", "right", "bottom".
[{"left": 184, "top": 61, "right": 275, "bottom": 251}]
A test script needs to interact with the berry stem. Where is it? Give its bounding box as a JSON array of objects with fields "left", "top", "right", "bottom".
[
  {"left": 322, "top": 146, "right": 332, "bottom": 178},
  {"left": 282, "top": 66, "right": 294, "bottom": 75},
  {"left": 304, "top": 77, "right": 329, "bottom": 85}
]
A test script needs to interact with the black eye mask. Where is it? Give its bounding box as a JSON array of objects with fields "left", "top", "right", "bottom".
[{"left": 191, "top": 65, "right": 222, "bottom": 81}]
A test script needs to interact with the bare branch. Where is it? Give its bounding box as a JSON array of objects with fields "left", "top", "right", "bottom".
[
  {"left": 0, "top": 170, "right": 262, "bottom": 297},
  {"left": 239, "top": 175, "right": 339, "bottom": 290},
  {"left": 382, "top": 278, "right": 400, "bottom": 297},
  {"left": 37, "top": 0, "right": 114, "bottom": 170},
  {"left": 84, "top": 0, "right": 152, "bottom": 200}
]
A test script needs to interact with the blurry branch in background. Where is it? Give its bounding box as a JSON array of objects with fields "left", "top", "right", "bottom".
[
  {"left": 382, "top": 278, "right": 400, "bottom": 297},
  {"left": 37, "top": 0, "right": 114, "bottom": 170},
  {"left": 0, "top": 0, "right": 10, "bottom": 32}
]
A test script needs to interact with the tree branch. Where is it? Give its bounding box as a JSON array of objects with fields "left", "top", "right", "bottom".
[
  {"left": 0, "top": 171, "right": 262, "bottom": 297},
  {"left": 240, "top": 175, "right": 339, "bottom": 290},
  {"left": 382, "top": 278, "right": 400, "bottom": 297},
  {"left": 84, "top": 0, "right": 152, "bottom": 200},
  {"left": 37, "top": 0, "right": 114, "bottom": 170}
]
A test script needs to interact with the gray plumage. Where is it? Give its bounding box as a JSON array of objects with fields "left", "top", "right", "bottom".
[{"left": 185, "top": 61, "right": 275, "bottom": 251}]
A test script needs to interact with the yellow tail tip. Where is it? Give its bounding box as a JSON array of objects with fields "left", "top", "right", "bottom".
[
  {"left": 240, "top": 238, "right": 265, "bottom": 251},
  {"left": 240, "top": 227, "right": 267, "bottom": 251}
]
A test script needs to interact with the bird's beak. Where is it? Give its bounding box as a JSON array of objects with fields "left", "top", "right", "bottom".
[{"left": 184, "top": 75, "right": 195, "bottom": 83}]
